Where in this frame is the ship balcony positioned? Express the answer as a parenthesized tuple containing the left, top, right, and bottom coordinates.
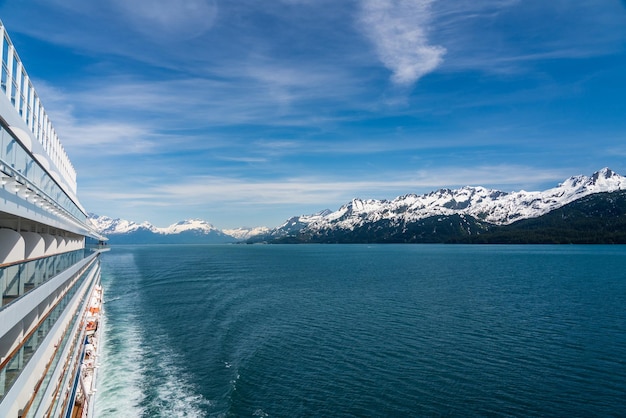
(0, 248, 99, 310)
(0, 258, 99, 409)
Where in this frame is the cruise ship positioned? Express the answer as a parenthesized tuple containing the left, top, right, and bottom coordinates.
(0, 20, 108, 417)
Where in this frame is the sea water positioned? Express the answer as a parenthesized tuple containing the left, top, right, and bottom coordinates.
(94, 244, 626, 417)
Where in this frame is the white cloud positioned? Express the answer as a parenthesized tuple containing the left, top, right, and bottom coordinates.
(358, 0, 446, 86)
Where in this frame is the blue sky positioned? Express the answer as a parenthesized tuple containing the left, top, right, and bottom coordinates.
(1, 0, 626, 229)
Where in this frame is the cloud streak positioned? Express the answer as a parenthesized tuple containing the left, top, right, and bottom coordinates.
(358, 0, 446, 86)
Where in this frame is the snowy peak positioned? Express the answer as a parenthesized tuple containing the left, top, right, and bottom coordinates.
(593, 167, 615, 180)
(589, 167, 624, 189)
(160, 219, 218, 235)
(559, 167, 624, 191)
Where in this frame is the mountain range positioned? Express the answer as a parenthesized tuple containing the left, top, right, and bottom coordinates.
(90, 168, 626, 244)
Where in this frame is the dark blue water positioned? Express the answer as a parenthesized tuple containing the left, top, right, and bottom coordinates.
(94, 245, 626, 417)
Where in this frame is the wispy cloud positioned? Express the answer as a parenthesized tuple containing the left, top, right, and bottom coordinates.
(358, 0, 446, 86)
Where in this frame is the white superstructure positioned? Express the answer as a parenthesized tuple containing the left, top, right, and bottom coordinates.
(0, 20, 108, 418)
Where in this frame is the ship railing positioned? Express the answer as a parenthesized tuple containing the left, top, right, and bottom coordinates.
(0, 248, 97, 310)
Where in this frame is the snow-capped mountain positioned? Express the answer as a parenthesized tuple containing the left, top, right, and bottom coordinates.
(89, 215, 243, 243)
(257, 168, 626, 240)
(90, 216, 221, 235)
(159, 219, 221, 235)
(88, 214, 271, 243)
(89, 214, 158, 235)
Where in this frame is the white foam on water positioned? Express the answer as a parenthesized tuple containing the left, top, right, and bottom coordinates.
(95, 253, 148, 417)
(94, 312, 210, 417)
(94, 312, 146, 417)
(94, 250, 211, 417)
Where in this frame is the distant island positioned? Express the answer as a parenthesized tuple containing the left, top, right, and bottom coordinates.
(91, 168, 626, 245)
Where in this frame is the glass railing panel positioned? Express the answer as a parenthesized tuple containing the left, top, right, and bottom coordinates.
(45, 258, 55, 284)
(13, 144, 26, 175)
(0, 68, 6, 93)
(22, 262, 36, 292)
(0, 249, 90, 310)
(1, 135, 15, 167)
(23, 258, 47, 291)
(1, 38, 8, 70)
(24, 158, 34, 183)
(1, 264, 21, 305)
(10, 80, 16, 105)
